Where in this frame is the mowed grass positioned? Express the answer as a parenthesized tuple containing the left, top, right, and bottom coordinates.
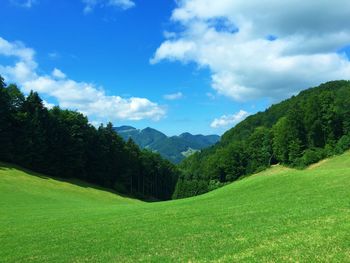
(1, 153, 350, 262)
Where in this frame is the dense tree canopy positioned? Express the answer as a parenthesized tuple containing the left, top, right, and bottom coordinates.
(0, 77, 179, 200)
(2, 78, 350, 201)
(176, 81, 350, 199)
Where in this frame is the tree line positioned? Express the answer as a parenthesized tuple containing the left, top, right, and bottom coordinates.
(0, 76, 179, 200)
(175, 81, 350, 199)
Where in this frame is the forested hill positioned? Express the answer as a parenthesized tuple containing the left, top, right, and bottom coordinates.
(0, 76, 179, 201)
(114, 126, 220, 163)
(176, 80, 350, 199)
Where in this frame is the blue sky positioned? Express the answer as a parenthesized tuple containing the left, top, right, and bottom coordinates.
(1, 0, 350, 136)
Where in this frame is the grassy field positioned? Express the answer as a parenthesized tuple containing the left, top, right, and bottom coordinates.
(1, 153, 350, 262)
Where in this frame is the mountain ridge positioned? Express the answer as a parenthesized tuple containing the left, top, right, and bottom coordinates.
(114, 126, 220, 163)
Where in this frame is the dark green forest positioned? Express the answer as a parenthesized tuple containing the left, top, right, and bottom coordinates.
(175, 81, 350, 199)
(0, 76, 179, 200)
(2, 76, 350, 201)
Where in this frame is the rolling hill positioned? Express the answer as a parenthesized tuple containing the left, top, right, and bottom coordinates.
(178, 80, 350, 198)
(1, 152, 349, 262)
(114, 126, 220, 163)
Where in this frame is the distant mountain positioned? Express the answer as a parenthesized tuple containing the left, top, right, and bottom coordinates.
(114, 126, 220, 163)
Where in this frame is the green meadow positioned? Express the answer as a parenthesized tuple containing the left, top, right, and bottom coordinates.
(1, 152, 350, 262)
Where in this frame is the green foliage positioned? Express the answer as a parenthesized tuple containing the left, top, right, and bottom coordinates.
(0, 76, 179, 200)
(335, 134, 350, 154)
(1, 152, 350, 261)
(207, 179, 225, 192)
(246, 127, 273, 173)
(272, 117, 291, 163)
(0, 79, 13, 161)
(178, 80, 350, 198)
(300, 148, 326, 167)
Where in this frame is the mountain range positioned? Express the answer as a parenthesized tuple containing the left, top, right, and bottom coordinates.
(114, 126, 220, 163)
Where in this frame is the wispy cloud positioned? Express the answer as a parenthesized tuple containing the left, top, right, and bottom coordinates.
(48, 52, 60, 59)
(211, 110, 249, 128)
(163, 92, 183, 100)
(82, 0, 135, 14)
(0, 36, 165, 123)
(10, 0, 37, 8)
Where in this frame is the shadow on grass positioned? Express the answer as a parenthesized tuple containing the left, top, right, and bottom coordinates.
(0, 161, 139, 201)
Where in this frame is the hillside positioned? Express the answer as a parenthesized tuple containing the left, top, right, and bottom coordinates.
(1, 153, 350, 262)
(114, 126, 220, 163)
(0, 81, 179, 201)
(178, 80, 350, 198)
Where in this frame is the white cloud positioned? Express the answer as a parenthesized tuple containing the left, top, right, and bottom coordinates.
(82, 0, 135, 14)
(163, 92, 183, 100)
(109, 0, 134, 9)
(163, 31, 177, 39)
(0, 37, 35, 62)
(0, 36, 165, 122)
(150, 40, 196, 65)
(211, 110, 249, 128)
(153, 0, 350, 101)
(52, 68, 66, 79)
(43, 100, 55, 110)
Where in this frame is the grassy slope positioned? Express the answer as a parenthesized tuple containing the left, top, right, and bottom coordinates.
(1, 153, 350, 262)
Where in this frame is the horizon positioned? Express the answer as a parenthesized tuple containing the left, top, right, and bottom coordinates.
(1, 0, 350, 136)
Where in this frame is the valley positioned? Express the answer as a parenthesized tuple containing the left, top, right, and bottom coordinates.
(1, 153, 349, 261)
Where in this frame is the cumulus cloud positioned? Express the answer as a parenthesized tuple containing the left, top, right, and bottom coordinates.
(153, 0, 350, 101)
(82, 0, 135, 14)
(52, 68, 66, 79)
(210, 110, 249, 128)
(163, 92, 183, 100)
(0, 36, 165, 122)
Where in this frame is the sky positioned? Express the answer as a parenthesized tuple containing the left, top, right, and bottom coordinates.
(1, 0, 350, 136)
